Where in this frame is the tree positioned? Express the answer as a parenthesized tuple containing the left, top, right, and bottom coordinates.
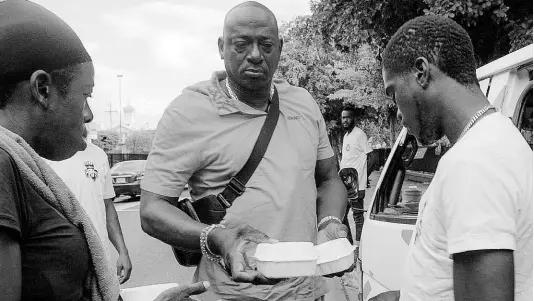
(310, 0, 532, 66)
(92, 130, 120, 153)
(277, 17, 399, 163)
(125, 131, 155, 154)
(326, 44, 401, 147)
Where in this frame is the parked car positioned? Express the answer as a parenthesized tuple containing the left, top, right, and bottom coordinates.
(111, 160, 146, 198)
(359, 44, 533, 300)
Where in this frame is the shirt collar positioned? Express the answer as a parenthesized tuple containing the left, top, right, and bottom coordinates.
(209, 71, 289, 116)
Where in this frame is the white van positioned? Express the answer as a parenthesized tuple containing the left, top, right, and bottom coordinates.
(358, 44, 533, 301)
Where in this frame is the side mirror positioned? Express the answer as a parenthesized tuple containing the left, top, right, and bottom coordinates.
(401, 135, 418, 167)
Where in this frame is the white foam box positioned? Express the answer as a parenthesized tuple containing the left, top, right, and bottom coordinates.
(315, 238, 356, 276)
(254, 239, 356, 278)
(254, 242, 318, 278)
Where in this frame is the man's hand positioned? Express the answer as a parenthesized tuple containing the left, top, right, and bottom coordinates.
(117, 251, 132, 284)
(209, 224, 279, 285)
(316, 222, 354, 277)
(316, 221, 349, 245)
(369, 290, 400, 301)
(154, 281, 215, 301)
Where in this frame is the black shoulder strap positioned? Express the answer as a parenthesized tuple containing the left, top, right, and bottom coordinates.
(216, 87, 280, 208)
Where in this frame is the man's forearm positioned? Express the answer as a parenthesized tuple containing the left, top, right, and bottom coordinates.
(104, 199, 128, 254)
(453, 249, 514, 301)
(140, 190, 206, 250)
(317, 176, 347, 221)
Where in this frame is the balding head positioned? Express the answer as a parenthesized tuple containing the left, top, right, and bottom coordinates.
(223, 1, 278, 38)
(218, 1, 283, 92)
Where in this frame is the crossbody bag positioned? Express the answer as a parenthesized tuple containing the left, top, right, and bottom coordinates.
(172, 87, 280, 266)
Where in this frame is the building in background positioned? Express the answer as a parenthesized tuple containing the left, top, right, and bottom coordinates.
(123, 104, 135, 127)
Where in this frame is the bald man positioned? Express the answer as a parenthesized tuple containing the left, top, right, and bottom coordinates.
(141, 1, 350, 300)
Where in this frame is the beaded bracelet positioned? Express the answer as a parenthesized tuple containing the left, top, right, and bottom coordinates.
(200, 224, 226, 262)
(317, 215, 342, 230)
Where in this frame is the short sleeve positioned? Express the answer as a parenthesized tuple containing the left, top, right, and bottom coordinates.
(0, 149, 23, 238)
(439, 159, 517, 256)
(101, 154, 115, 200)
(314, 103, 334, 161)
(359, 131, 373, 154)
(141, 101, 203, 197)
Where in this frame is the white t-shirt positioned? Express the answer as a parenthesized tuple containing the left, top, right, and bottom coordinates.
(400, 113, 533, 300)
(45, 142, 116, 260)
(340, 127, 373, 190)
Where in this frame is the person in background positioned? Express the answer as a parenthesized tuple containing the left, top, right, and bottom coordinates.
(0, 1, 213, 300)
(371, 15, 532, 301)
(140, 1, 350, 300)
(340, 105, 373, 248)
(45, 124, 133, 285)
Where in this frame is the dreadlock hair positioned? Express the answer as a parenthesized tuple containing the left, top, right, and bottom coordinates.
(0, 64, 80, 109)
(383, 15, 478, 87)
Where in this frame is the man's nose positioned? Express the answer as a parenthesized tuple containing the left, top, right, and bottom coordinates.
(83, 99, 93, 123)
(247, 43, 263, 64)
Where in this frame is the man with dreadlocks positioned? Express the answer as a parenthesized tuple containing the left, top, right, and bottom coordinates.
(370, 16, 532, 301)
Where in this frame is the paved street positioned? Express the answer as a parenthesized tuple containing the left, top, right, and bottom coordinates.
(110, 190, 196, 289)
(110, 171, 382, 299)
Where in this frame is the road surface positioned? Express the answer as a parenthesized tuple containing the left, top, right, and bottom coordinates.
(111, 191, 196, 289)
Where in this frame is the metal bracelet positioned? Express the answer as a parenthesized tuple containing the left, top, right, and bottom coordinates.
(200, 224, 226, 262)
(317, 215, 342, 230)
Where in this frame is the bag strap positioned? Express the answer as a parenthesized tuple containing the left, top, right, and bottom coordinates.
(216, 87, 280, 208)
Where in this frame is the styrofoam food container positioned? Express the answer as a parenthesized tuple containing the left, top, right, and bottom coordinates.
(120, 283, 178, 301)
(254, 242, 318, 278)
(315, 238, 356, 276)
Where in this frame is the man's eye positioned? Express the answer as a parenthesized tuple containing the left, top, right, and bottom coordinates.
(262, 43, 273, 52)
(234, 42, 248, 52)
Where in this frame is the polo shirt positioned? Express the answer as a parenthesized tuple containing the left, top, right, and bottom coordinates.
(142, 71, 334, 301)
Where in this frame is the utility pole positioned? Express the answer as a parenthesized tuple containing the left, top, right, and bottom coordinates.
(105, 103, 117, 130)
(117, 74, 123, 144)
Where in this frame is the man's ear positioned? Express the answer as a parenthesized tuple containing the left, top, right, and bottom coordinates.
(29, 70, 52, 109)
(414, 57, 430, 89)
(279, 37, 284, 52)
(218, 36, 225, 60)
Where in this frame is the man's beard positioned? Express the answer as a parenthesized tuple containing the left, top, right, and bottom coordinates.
(415, 101, 442, 145)
(343, 123, 354, 133)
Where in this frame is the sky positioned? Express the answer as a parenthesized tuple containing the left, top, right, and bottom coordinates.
(33, 0, 312, 130)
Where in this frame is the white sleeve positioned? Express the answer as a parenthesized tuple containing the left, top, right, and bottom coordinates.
(438, 158, 517, 256)
(359, 131, 373, 154)
(100, 152, 116, 200)
(311, 96, 334, 161)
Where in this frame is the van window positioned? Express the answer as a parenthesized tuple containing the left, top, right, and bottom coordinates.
(370, 134, 448, 225)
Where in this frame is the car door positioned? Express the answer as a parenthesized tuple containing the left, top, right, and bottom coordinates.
(359, 128, 448, 300)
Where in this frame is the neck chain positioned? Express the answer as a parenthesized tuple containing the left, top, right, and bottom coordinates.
(225, 79, 275, 108)
(457, 104, 494, 141)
